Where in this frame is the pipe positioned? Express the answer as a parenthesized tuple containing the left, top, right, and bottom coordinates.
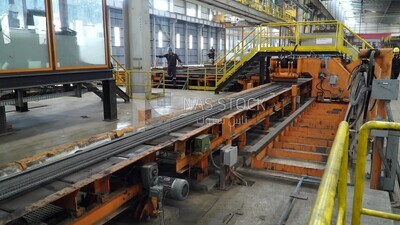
(276, 176, 305, 225)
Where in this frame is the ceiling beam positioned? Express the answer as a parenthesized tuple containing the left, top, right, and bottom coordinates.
(379, 0, 392, 23)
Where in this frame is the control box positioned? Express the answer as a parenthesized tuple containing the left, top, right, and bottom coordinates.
(371, 79, 399, 100)
(221, 145, 238, 166)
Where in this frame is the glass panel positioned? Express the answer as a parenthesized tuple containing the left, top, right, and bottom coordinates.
(0, 0, 50, 71)
(52, 0, 106, 68)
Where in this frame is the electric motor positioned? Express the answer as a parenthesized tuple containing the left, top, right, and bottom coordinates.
(156, 176, 189, 201)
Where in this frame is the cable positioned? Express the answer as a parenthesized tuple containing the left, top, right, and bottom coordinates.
(209, 150, 221, 169)
(385, 100, 394, 122)
(229, 167, 248, 186)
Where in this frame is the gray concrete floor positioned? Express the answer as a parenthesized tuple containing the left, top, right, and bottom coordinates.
(0, 89, 228, 165)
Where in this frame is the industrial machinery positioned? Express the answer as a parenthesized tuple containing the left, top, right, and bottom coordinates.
(1, 15, 398, 225)
(141, 162, 189, 201)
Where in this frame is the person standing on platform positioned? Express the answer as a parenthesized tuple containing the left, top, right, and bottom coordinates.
(156, 47, 182, 87)
(207, 46, 216, 65)
(392, 47, 400, 80)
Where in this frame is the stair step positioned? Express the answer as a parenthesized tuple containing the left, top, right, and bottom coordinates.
(262, 157, 325, 177)
(295, 122, 339, 130)
(269, 148, 328, 163)
(280, 136, 333, 147)
(300, 114, 344, 120)
(286, 130, 335, 140)
(312, 103, 348, 109)
(299, 118, 343, 125)
(289, 127, 337, 136)
(273, 142, 330, 153)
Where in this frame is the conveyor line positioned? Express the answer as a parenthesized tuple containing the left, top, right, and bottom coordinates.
(0, 82, 296, 202)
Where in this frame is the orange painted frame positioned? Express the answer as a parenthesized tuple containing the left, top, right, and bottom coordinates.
(51, 0, 110, 71)
(0, 0, 54, 75)
(0, 0, 110, 75)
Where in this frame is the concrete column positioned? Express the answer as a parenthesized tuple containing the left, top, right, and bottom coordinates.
(198, 24, 203, 64)
(171, 19, 176, 51)
(217, 28, 222, 55)
(152, 16, 157, 67)
(184, 22, 188, 64)
(124, 0, 151, 94)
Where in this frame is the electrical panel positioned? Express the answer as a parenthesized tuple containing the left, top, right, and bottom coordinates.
(371, 79, 399, 100)
(329, 75, 338, 85)
(221, 145, 238, 167)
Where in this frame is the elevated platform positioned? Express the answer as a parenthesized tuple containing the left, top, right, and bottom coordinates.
(150, 21, 373, 93)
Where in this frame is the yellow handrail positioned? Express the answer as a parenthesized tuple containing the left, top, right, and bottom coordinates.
(308, 121, 349, 225)
(308, 121, 400, 225)
(351, 121, 400, 225)
(185, 21, 373, 91)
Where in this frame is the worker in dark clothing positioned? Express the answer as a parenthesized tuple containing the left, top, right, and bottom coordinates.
(392, 47, 400, 80)
(207, 46, 216, 65)
(157, 47, 182, 87)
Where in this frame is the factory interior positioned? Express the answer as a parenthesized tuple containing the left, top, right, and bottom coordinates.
(1, 0, 400, 224)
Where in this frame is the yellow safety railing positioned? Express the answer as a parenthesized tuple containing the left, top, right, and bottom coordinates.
(185, 67, 221, 91)
(110, 55, 129, 86)
(216, 26, 264, 87)
(308, 121, 349, 225)
(308, 121, 400, 225)
(214, 20, 373, 91)
(126, 70, 166, 99)
(351, 121, 400, 225)
(110, 56, 165, 99)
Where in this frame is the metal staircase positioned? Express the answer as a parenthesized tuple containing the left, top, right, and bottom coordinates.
(211, 20, 373, 93)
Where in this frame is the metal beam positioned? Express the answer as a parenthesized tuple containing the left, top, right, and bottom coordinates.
(0, 70, 113, 91)
(193, 0, 284, 23)
(379, 0, 392, 24)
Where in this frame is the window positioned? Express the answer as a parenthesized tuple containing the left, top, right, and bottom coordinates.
(176, 33, 180, 49)
(0, 0, 50, 71)
(158, 30, 163, 48)
(197, 5, 201, 19)
(189, 35, 193, 49)
(201, 36, 204, 49)
(52, 0, 106, 68)
(210, 38, 214, 49)
(114, 27, 121, 47)
(186, 3, 196, 17)
(169, 0, 174, 12)
(220, 38, 223, 50)
(154, 0, 169, 11)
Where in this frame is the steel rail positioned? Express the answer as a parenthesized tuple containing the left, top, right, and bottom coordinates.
(0, 83, 291, 201)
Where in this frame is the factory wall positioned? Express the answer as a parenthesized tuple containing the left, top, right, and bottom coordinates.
(107, 3, 225, 67)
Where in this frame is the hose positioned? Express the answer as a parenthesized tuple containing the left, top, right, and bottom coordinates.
(385, 100, 394, 122)
(209, 150, 221, 169)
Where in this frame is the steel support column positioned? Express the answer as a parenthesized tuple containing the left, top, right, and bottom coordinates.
(102, 79, 118, 121)
(259, 56, 266, 85)
(15, 89, 28, 112)
(0, 106, 6, 134)
(266, 57, 271, 83)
